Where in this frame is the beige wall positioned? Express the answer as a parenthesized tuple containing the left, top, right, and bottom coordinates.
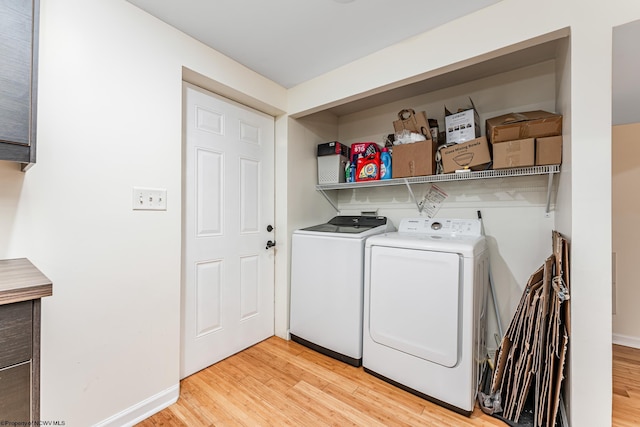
(612, 123, 640, 345)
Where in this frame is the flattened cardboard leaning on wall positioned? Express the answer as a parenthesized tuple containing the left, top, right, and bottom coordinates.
(489, 231, 570, 427)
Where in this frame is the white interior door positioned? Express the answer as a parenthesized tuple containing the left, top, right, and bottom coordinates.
(182, 82, 275, 379)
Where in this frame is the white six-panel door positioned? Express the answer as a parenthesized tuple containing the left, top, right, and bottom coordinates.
(182, 83, 275, 379)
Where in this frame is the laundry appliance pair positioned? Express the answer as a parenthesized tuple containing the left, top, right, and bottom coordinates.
(290, 215, 489, 415)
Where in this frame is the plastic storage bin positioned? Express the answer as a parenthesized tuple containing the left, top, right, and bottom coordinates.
(317, 142, 350, 184)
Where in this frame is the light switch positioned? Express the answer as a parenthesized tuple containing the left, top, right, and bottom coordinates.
(132, 187, 167, 211)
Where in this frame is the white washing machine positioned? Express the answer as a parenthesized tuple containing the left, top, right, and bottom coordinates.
(290, 215, 394, 367)
(363, 217, 489, 415)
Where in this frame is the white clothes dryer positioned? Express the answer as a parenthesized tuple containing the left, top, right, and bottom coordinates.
(363, 217, 489, 415)
(290, 215, 394, 367)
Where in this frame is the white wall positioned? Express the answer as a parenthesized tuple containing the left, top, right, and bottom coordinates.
(0, 0, 286, 425)
(612, 123, 640, 347)
(286, 1, 640, 426)
(276, 113, 339, 338)
(287, 112, 339, 232)
(2, 0, 640, 425)
(0, 161, 24, 254)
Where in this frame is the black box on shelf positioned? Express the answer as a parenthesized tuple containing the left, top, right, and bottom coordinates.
(317, 141, 350, 158)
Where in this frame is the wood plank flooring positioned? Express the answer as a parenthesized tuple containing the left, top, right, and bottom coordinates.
(613, 344, 640, 426)
(137, 338, 640, 426)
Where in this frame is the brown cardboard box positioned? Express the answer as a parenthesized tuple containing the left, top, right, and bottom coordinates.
(536, 135, 562, 165)
(486, 111, 562, 143)
(492, 138, 535, 169)
(392, 109, 432, 139)
(391, 140, 437, 178)
(440, 136, 491, 173)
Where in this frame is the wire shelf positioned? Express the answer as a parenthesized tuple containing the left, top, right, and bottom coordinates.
(315, 165, 560, 191)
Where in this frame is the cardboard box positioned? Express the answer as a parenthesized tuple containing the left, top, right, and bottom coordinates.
(536, 135, 562, 166)
(391, 140, 437, 178)
(440, 136, 491, 173)
(445, 99, 481, 144)
(492, 138, 535, 169)
(486, 110, 562, 143)
(392, 109, 432, 139)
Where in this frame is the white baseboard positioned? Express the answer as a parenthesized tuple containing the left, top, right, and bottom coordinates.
(93, 383, 179, 427)
(613, 333, 640, 349)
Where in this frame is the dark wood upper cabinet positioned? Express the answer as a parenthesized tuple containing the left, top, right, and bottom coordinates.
(0, 0, 39, 169)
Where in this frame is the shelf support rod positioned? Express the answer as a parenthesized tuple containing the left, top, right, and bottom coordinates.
(545, 169, 554, 214)
(317, 187, 340, 213)
(404, 179, 424, 213)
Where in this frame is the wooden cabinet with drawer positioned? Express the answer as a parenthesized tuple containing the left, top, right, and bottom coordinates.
(0, 0, 40, 169)
(0, 259, 52, 423)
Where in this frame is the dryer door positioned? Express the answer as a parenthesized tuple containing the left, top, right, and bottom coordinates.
(368, 246, 461, 367)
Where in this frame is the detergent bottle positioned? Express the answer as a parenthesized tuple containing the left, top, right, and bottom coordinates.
(349, 156, 357, 182)
(380, 147, 392, 180)
(345, 159, 351, 182)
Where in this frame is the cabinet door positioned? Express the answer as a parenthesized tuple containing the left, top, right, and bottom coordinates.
(0, 0, 33, 145)
(0, 300, 32, 368)
(0, 0, 38, 166)
(0, 361, 31, 422)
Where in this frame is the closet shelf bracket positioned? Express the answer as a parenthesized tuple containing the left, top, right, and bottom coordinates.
(545, 169, 555, 216)
(317, 187, 339, 213)
(404, 179, 425, 214)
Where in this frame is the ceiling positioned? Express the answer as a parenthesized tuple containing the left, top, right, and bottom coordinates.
(127, 0, 640, 125)
(127, 0, 501, 88)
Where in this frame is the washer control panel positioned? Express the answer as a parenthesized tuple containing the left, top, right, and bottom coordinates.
(398, 218, 482, 236)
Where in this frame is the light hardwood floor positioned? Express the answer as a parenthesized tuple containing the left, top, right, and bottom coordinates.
(137, 338, 638, 426)
(612, 344, 640, 427)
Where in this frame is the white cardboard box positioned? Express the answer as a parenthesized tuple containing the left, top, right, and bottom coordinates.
(445, 107, 480, 144)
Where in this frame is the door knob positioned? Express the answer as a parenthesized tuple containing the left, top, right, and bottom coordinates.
(267, 225, 274, 232)
(266, 240, 276, 250)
